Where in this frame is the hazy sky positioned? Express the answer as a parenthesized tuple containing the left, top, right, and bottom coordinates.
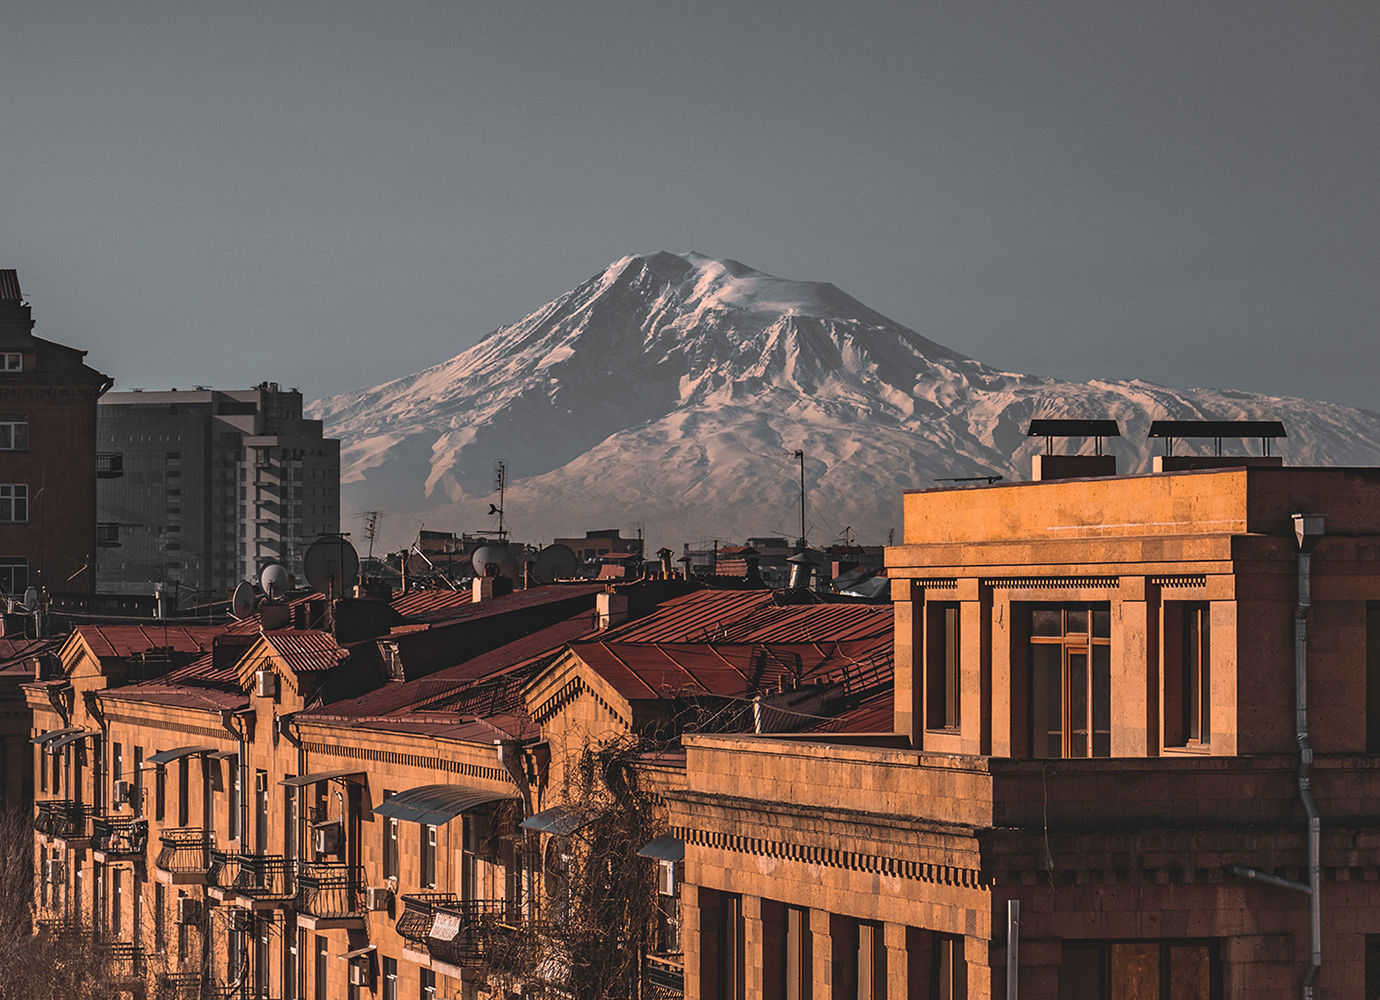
(3, 1, 1377, 411)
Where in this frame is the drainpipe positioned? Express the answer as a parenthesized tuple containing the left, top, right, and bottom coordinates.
(1227, 513, 1324, 999)
(1292, 513, 1325, 998)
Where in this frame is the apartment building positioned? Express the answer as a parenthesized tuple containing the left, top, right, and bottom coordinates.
(97, 384, 341, 600)
(0, 269, 112, 597)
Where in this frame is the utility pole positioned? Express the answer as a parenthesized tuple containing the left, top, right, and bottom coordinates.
(793, 450, 806, 551)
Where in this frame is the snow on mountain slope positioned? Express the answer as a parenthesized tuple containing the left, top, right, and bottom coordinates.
(308, 252, 1380, 546)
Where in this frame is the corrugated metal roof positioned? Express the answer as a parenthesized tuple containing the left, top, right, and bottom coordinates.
(75, 624, 225, 660)
(373, 784, 518, 825)
(599, 590, 777, 641)
(0, 270, 20, 302)
(390, 589, 473, 618)
(262, 630, 347, 673)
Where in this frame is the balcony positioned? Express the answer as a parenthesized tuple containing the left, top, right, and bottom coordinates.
(105, 942, 147, 984)
(207, 851, 293, 909)
(397, 892, 459, 962)
(153, 972, 203, 1000)
(96, 452, 124, 478)
(645, 954, 685, 999)
(293, 861, 365, 930)
(426, 898, 521, 972)
(91, 817, 149, 863)
(34, 800, 95, 845)
(155, 828, 213, 885)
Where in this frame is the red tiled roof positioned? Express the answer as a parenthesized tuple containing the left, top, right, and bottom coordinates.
(75, 625, 226, 660)
(261, 630, 347, 673)
(100, 684, 248, 712)
(568, 639, 889, 702)
(0, 636, 61, 675)
(390, 589, 473, 619)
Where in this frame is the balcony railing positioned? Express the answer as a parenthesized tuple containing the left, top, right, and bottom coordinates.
(294, 861, 364, 920)
(156, 829, 213, 878)
(152, 972, 203, 1000)
(396, 892, 461, 946)
(91, 817, 149, 859)
(104, 942, 147, 982)
(427, 899, 521, 969)
(34, 800, 95, 841)
(645, 954, 685, 999)
(209, 851, 293, 901)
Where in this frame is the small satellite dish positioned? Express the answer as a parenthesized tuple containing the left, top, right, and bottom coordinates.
(22, 586, 38, 612)
(531, 544, 579, 584)
(303, 535, 360, 597)
(231, 582, 256, 619)
(471, 544, 519, 580)
(260, 563, 290, 601)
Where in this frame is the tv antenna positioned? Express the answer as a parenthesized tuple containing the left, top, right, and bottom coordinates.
(792, 450, 807, 549)
(488, 460, 508, 540)
(354, 510, 386, 561)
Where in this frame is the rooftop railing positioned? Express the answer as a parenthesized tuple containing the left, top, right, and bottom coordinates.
(34, 800, 95, 841)
(91, 817, 149, 859)
(294, 861, 364, 920)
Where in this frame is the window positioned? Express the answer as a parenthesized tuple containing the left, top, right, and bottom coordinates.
(926, 602, 961, 729)
(177, 891, 189, 960)
(112, 869, 122, 937)
(315, 936, 329, 1000)
(421, 825, 437, 888)
(858, 922, 885, 1000)
(228, 756, 240, 841)
(382, 957, 398, 1000)
(718, 893, 745, 1000)
(932, 933, 967, 1000)
(112, 743, 122, 785)
(0, 415, 26, 451)
(154, 883, 165, 952)
(1182, 604, 1210, 745)
(1028, 604, 1112, 758)
(1060, 940, 1217, 1000)
(155, 761, 166, 820)
(0, 558, 27, 596)
(382, 791, 399, 879)
(178, 757, 189, 826)
(284, 921, 298, 1000)
(257, 919, 271, 994)
(1, 353, 21, 372)
(0, 485, 27, 522)
(1369, 605, 1380, 753)
(132, 747, 143, 818)
(421, 969, 436, 1000)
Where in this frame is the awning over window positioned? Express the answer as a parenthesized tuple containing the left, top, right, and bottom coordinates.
(338, 945, 376, 961)
(372, 784, 518, 826)
(636, 833, 685, 862)
(30, 727, 81, 746)
(207, 750, 238, 760)
(280, 770, 365, 788)
(47, 730, 98, 752)
(519, 804, 597, 837)
(147, 746, 218, 765)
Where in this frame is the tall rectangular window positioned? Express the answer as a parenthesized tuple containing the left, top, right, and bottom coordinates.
(1367, 605, 1380, 752)
(857, 922, 884, 1000)
(1028, 604, 1112, 758)
(382, 957, 398, 1000)
(0, 415, 28, 451)
(177, 758, 189, 826)
(1, 353, 21, 371)
(1059, 940, 1217, 1000)
(1183, 603, 1211, 745)
(719, 893, 745, 1000)
(112, 743, 122, 785)
(926, 603, 961, 729)
(421, 825, 437, 888)
(154, 883, 165, 952)
(255, 770, 268, 853)
(0, 558, 28, 597)
(155, 761, 165, 821)
(111, 869, 122, 937)
(228, 755, 240, 841)
(0, 485, 28, 522)
(284, 920, 297, 1000)
(132, 748, 143, 817)
(421, 969, 436, 999)
(933, 934, 967, 1000)
(315, 936, 329, 1000)
(382, 791, 399, 879)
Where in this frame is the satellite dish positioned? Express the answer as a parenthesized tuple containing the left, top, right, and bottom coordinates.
(231, 582, 256, 619)
(22, 586, 38, 612)
(260, 563, 290, 601)
(531, 544, 579, 584)
(470, 544, 519, 580)
(303, 535, 360, 596)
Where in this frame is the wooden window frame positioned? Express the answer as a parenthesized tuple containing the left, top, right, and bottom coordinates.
(1028, 603, 1112, 758)
(926, 603, 961, 731)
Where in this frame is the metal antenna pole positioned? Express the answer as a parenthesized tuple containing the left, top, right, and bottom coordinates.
(793, 450, 806, 549)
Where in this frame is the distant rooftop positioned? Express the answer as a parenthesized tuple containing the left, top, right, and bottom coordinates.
(0, 270, 20, 302)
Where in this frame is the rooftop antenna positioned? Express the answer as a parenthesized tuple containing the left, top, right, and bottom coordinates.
(355, 510, 386, 562)
(631, 520, 645, 562)
(488, 460, 508, 541)
(792, 450, 806, 551)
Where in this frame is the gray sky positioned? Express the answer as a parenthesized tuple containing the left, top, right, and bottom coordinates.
(3, 1, 1377, 410)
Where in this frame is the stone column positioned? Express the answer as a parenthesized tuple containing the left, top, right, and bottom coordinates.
(684, 884, 721, 1000)
(810, 909, 856, 997)
(745, 896, 786, 1000)
(893, 579, 923, 745)
(885, 923, 930, 999)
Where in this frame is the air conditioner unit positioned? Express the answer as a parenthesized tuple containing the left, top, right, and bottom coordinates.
(365, 886, 391, 911)
(313, 821, 342, 856)
(254, 670, 276, 698)
(175, 897, 201, 924)
(113, 779, 133, 805)
(349, 963, 373, 988)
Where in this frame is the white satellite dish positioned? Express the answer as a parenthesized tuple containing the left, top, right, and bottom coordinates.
(231, 582, 256, 619)
(22, 586, 38, 612)
(531, 544, 579, 584)
(471, 544, 519, 580)
(260, 563, 290, 601)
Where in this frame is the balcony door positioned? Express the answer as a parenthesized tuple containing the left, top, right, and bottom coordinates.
(1029, 604, 1111, 758)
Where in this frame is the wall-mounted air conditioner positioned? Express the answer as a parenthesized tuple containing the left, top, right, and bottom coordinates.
(113, 779, 133, 805)
(658, 859, 677, 897)
(313, 821, 342, 856)
(365, 886, 391, 911)
(175, 897, 200, 924)
(349, 963, 373, 988)
(254, 670, 276, 698)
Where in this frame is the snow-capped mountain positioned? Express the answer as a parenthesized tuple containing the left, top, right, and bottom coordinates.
(308, 251, 1380, 548)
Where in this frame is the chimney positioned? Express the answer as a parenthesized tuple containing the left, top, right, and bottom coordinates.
(472, 573, 514, 603)
(596, 591, 628, 630)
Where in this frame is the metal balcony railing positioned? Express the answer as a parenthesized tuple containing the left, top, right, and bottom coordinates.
(214, 983, 278, 1000)
(34, 800, 95, 840)
(645, 954, 686, 999)
(152, 972, 204, 1000)
(91, 817, 149, 858)
(156, 829, 212, 876)
(104, 942, 147, 982)
(396, 892, 460, 946)
(426, 899, 521, 969)
(209, 851, 293, 901)
(293, 861, 364, 919)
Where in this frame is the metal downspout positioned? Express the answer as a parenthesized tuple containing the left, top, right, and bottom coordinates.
(1293, 513, 1325, 998)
